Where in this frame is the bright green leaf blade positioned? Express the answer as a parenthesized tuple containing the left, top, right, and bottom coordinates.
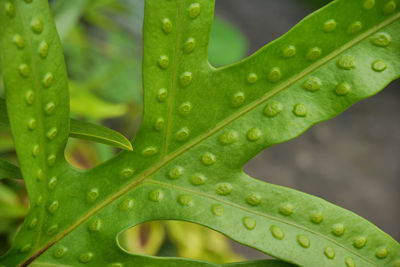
(0, 158, 22, 180)
(70, 118, 133, 151)
(1, 0, 400, 267)
(0, 0, 71, 263)
(0, 97, 132, 151)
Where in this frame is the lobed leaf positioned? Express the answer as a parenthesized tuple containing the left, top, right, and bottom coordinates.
(0, 0, 399, 267)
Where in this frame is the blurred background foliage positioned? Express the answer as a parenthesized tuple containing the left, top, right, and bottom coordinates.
(0, 0, 345, 263)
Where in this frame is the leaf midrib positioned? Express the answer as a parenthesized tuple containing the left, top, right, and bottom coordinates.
(162, 0, 183, 156)
(24, 11, 400, 266)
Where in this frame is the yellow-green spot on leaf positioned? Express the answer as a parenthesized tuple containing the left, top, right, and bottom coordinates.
(247, 73, 258, 83)
(264, 101, 282, 117)
(372, 60, 387, 72)
(38, 41, 49, 59)
(246, 193, 261, 206)
(178, 102, 192, 116)
(306, 47, 322, 61)
(337, 55, 356, 70)
(188, 3, 201, 19)
(47, 224, 58, 235)
(19, 243, 32, 253)
(154, 117, 165, 131)
(375, 247, 388, 259)
(5, 2, 15, 17)
(87, 188, 99, 203)
(19, 64, 29, 77)
(270, 225, 284, 240)
(28, 218, 38, 230)
(32, 144, 40, 157)
(268, 67, 282, 83)
(383, 1, 397, 14)
(371, 32, 391, 47)
(232, 92, 245, 108)
(363, 0, 375, 10)
(347, 21, 362, 34)
(162, 18, 172, 34)
(157, 88, 167, 102)
(201, 152, 216, 166)
(246, 128, 262, 141)
(190, 173, 206, 185)
(47, 154, 56, 166)
(180, 72, 192, 87)
(293, 103, 307, 117)
(178, 195, 193, 207)
(215, 183, 232, 195)
(28, 118, 37, 130)
(282, 45, 296, 58)
(47, 127, 58, 140)
(219, 130, 238, 144)
(310, 212, 323, 224)
(25, 90, 35, 105)
(242, 217, 256, 230)
(42, 73, 54, 88)
(158, 55, 169, 69)
(31, 18, 43, 34)
(44, 102, 55, 115)
(323, 19, 337, 32)
(302, 77, 322, 91)
(119, 199, 133, 211)
(120, 168, 134, 179)
(141, 146, 158, 156)
(353, 236, 367, 248)
(48, 201, 59, 214)
(324, 246, 335, 259)
(48, 176, 57, 191)
(183, 38, 196, 54)
(13, 35, 24, 49)
(149, 189, 163, 202)
(335, 82, 351, 96)
(345, 257, 355, 267)
(88, 218, 102, 232)
(53, 246, 68, 259)
(176, 127, 190, 141)
(331, 223, 345, 236)
(168, 166, 184, 179)
(297, 234, 310, 248)
(211, 204, 224, 216)
(279, 202, 293, 216)
(79, 252, 94, 263)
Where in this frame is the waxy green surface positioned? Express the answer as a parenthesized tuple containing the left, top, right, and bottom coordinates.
(0, 0, 399, 266)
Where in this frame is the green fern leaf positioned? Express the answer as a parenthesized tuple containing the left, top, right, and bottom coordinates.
(0, 0, 399, 266)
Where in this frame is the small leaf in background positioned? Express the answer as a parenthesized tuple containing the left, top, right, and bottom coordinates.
(209, 16, 248, 67)
(0, 159, 21, 180)
(70, 119, 133, 151)
(69, 82, 128, 119)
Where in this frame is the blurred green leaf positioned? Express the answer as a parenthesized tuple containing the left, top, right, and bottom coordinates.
(0, 159, 21, 180)
(0, 184, 27, 219)
(51, 0, 90, 40)
(209, 16, 248, 67)
(69, 82, 128, 118)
